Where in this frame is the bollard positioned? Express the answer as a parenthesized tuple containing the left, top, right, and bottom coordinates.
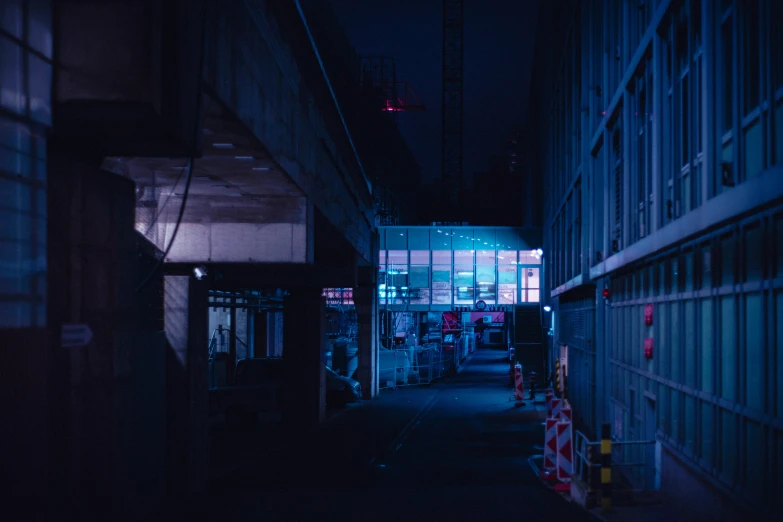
(513, 364, 525, 402)
(600, 423, 612, 512)
(528, 371, 537, 400)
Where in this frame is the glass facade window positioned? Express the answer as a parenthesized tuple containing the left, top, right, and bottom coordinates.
(409, 250, 430, 305)
(498, 264, 517, 304)
(519, 250, 542, 265)
(476, 250, 495, 264)
(409, 250, 429, 265)
(431, 250, 451, 304)
(387, 250, 407, 268)
(453, 250, 474, 304)
(432, 250, 451, 265)
(498, 250, 517, 264)
(378, 228, 541, 307)
(521, 267, 540, 303)
(431, 228, 451, 249)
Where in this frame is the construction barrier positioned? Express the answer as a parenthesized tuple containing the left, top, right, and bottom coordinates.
(560, 405, 572, 422)
(544, 418, 558, 471)
(600, 423, 612, 512)
(556, 421, 573, 483)
(514, 364, 524, 401)
(551, 397, 562, 420)
(555, 358, 561, 395)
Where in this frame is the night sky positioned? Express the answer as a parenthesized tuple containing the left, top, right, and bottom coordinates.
(329, 0, 540, 186)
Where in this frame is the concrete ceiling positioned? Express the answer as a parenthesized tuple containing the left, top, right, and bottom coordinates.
(102, 104, 313, 263)
(103, 105, 309, 228)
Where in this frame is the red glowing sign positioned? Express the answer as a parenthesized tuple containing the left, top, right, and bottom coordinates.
(644, 338, 654, 359)
(644, 304, 653, 326)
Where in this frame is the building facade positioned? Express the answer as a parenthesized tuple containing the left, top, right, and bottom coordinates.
(377, 226, 542, 310)
(1, 0, 51, 334)
(528, 0, 783, 517)
(1, 0, 52, 508)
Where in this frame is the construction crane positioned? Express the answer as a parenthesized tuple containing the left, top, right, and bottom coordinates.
(442, 0, 464, 222)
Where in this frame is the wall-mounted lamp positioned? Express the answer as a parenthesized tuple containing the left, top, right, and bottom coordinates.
(543, 306, 552, 312)
(194, 265, 208, 280)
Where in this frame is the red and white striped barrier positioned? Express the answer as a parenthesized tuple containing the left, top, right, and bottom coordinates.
(514, 364, 524, 401)
(551, 397, 562, 420)
(560, 406, 572, 422)
(544, 418, 558, 471)
(556, 421, 573, 482)
(545, 388, 554, 416)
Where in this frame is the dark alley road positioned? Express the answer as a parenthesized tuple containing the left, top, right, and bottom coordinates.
(170, 350, 598, 522)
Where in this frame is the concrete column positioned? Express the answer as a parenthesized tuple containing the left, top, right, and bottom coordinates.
(42, 158, 166, 518)
(356, 233, 379, 399)
(228, 297, 237, 380)
(282, 288, 326, 432)
(164, 275, 209, 498)
(354, 283, 378, 399)
(246, 309, 255, 358)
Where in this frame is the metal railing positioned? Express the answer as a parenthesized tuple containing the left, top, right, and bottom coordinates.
(378, 343, 454, 389)
(207, 327, 250, 389)
(611, 436, 661, 491)
(574, 430, 599, 484)
(574, 430, 661, 494)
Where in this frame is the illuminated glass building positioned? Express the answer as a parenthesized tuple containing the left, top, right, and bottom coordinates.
(528, 0, 783, 517)
(377, 226, 542, 309)
(365, 226, 546, 373)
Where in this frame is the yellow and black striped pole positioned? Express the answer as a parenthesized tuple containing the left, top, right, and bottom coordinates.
(555, 358, 561, 397)
(600, 423, 612, 512)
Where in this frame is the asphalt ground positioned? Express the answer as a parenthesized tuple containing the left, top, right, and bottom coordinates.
(167, 349, 600, 522)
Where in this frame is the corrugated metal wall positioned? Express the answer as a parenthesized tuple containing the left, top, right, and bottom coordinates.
(557, 293, 596, 436)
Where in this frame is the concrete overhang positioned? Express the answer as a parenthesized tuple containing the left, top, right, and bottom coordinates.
(103, 108, 312, 264)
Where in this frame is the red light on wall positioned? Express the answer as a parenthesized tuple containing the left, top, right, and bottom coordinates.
(644, 338, 654, 359)
(644, 304, 653, 326)
(602, 288, 610, 299)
